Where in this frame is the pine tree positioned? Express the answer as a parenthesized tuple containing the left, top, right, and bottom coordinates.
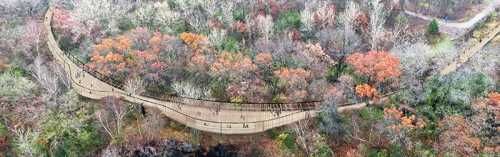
(427, 19, 439, 35)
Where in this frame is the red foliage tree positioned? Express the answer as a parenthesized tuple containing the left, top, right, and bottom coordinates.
(346, 51, 401, 82)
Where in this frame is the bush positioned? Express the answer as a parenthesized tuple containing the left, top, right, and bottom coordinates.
(0, 72, 37, 99)
(276, 132, 296, 151)
(0, 123, 7, 137)
(420, 73, 493, 119)
(366, 144, 404, 157)
(416, 72, 493, 139)
(317, 104, 346, 138)
(312, 140, 333, 157)
(222, 37, 239, 52)
(232, 8, 246, 21)
(210, 78, 229, 101)
(275, 11, 301, 31)
(325, 63, 348, 83)
(118, 17, 135, 32)
(32, 111, 104, 157)
(359, 107, 384, 121)
(426, 20, 439, 36)
(8, 66, 29, 77)
(58, 36, 80, 52)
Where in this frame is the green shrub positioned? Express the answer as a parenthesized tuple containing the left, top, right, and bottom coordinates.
(232, 8, 246, 21)
(267, 129, 280, 139)
(326, 63, 348, 83)
(312, 140, 333, 157)
(210, 78, 229, 101)
(366, 144, 404, 157)
(426, 20, 439, 36)
(222, 37, 239, 52)
(276, 132, 296, 151)
(275, 11, 301, 31)
(171, 20, 189, 35)
(118, 17, 136, 32)
(416, 73, 493, 139)
(413, 142, 437, 157)
(32, 111, 104, 157)
(0, 123, 7, 137)
(359, 107, 384, 121)
(420, 73, 493, 119)
(8, 66, 29, 77)
(0, 72, 37, 99)
(426, 20, 441, 44)
(58, 36, 80, 52)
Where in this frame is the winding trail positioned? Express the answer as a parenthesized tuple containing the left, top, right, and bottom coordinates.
(404, 1, 499, 39)
(438, 26, 500, 76)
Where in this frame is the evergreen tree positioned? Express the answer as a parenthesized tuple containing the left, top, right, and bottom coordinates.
(427, 19, 440, 35)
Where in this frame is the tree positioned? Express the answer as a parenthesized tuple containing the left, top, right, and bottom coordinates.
(26, 110, 104, 157)
(488, 92, 500, 106)
(179, 32, 207, 50)
(355, 84, 377, 99)
(31, 56, 60, 104)
(437, 116, 481, 156)
(254, 14, 274, 41)
(426, 19, 439, 36)
(273, 68, 312, 102)
(96, 96, 134, 144)
(124, 77, 145, 96)
(290, 118, 312, 155)
(0, 70, 37, 100)
(346, 51, 401, 83)
(369, 0, 387, 50)
(318, 103, 346, 143)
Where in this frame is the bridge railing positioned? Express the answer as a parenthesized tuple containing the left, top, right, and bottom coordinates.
(49, 21, 325, 112)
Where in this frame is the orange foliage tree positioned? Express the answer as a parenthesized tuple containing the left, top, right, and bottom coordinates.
(210, 51, 257, 78)
(88, 28, 172, 82)
(355, 84, 377, 99)
(179, 32, 207, 50)
(384, 107, 426, 133)
(487, 92, 500, 106)
(346, 51, 401, 82)
(273, 68, 312, 102)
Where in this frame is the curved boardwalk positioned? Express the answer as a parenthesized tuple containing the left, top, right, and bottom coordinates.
(45, 8, 375, 134)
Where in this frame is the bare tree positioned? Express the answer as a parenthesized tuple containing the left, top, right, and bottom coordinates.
(340, 1, 362, 54)
(369, 0, 387, 50)
(96, 96, 133, 143)
(291, 117, 312, 155)
(9, 127, 36, 157)
(137, 110, 164, 142)
(22, 20, 43, 57)
(31, 56, 59, 103)
(51, 63, 71, 90)
(254, 14, 274, 41)
(124, 77, 145, 95)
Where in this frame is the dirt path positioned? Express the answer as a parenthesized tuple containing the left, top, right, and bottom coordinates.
(405, 1, 499, 38)
(438, 25, 500, 76)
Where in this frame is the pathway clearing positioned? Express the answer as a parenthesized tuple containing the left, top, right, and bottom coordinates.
(438, 25, 500, 76)
(405, 1, 499, 39)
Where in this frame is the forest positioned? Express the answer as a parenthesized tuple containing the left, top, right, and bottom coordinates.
(0, 0, 499, 156)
